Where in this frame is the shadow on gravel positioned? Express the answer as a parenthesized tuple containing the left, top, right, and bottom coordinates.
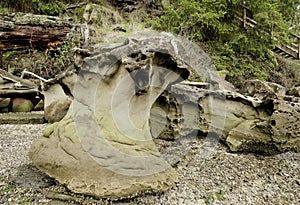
(11, 163, 56, 189)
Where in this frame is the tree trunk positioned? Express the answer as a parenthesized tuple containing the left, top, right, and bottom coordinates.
(0, 12, 72, 51)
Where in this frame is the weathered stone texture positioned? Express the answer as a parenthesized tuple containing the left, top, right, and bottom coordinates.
(288, 86, 300, 97)
(239, 79, 286, 101)
(29, 31, 221, 199)
(152, 82, 299, 154)
(29, 31, 299, 200)
(42, 84, 72, 123)
(11, 97, 34, 112)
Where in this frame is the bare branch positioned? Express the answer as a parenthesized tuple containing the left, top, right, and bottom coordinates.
(81, 22, 90, 48)
(0, 68, 38, 89)
(67, 2, 88, 10)
(22, 69, 51, 83)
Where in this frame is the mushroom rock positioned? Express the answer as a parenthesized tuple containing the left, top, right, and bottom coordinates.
(29, 31, 223, 199)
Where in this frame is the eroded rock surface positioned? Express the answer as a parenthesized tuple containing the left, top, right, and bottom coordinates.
(29, 31, 299, 200)
(239, 79, 286, 101)
(288, 85, 300, 97)
(29, 31, 222, 199)
(151, 81, 300, 154)
(42, 84, 72, 123)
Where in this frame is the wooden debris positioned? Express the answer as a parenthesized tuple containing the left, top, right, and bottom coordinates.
(0, 68, 38, 89)
(0, 12, 73, 51)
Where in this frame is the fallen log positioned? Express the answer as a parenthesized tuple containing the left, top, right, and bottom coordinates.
(0, 12, 73, 51)
(0, 68, 38, 89)
(0, 89, 39, 98)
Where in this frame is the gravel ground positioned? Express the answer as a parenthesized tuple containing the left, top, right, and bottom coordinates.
(0, 124, 299, 205)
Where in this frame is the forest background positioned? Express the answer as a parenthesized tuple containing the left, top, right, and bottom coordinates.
(0, 0, 299, 88)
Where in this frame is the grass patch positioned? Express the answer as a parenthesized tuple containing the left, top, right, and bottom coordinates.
(215, 190, 226, 201)
(18, 198, 34, 204)
(205, 194, 215, 205)
(205, 190, 226, 204)
(0, 184, 15, 192)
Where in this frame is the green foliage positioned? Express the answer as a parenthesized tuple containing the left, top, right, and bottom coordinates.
(32, 0, 66, 16)
(150, 0, 299, 87)
(18, 198, 34, 204)
(249, 1, 289, 47)
(0, 184, 15, 192)
(205, 194, 215, 205)
(0, 0, 82, 15)
(0, 0, 33, 13)
(4, 29, 82, 79)
(205, 190, 226, 204)
(151, 0, 235, 41)
(277, 0, 300, 26)
(215, 189, 226, 201)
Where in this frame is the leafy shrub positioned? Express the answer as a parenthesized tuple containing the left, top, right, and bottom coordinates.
(32, 0, 66, 16)
(3, 28, 82, 79)
(0, 0, 80, 15)
(151, 0, 235, 41)
(149, 0, 298, 87)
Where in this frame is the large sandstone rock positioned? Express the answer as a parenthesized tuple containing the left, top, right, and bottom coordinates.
(0, 98, 10, 112)
(239, 79, 286, 101)
(29, 31, 223, 199)
(225, 98, 300, 153)
(269, 99, 300, 151)
(152, 82, 300, 154)
(224, 80, 299, 153)
(43, 84, 72, 123)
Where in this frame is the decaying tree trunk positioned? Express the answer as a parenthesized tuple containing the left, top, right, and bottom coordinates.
(0, 12, 73, 51)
